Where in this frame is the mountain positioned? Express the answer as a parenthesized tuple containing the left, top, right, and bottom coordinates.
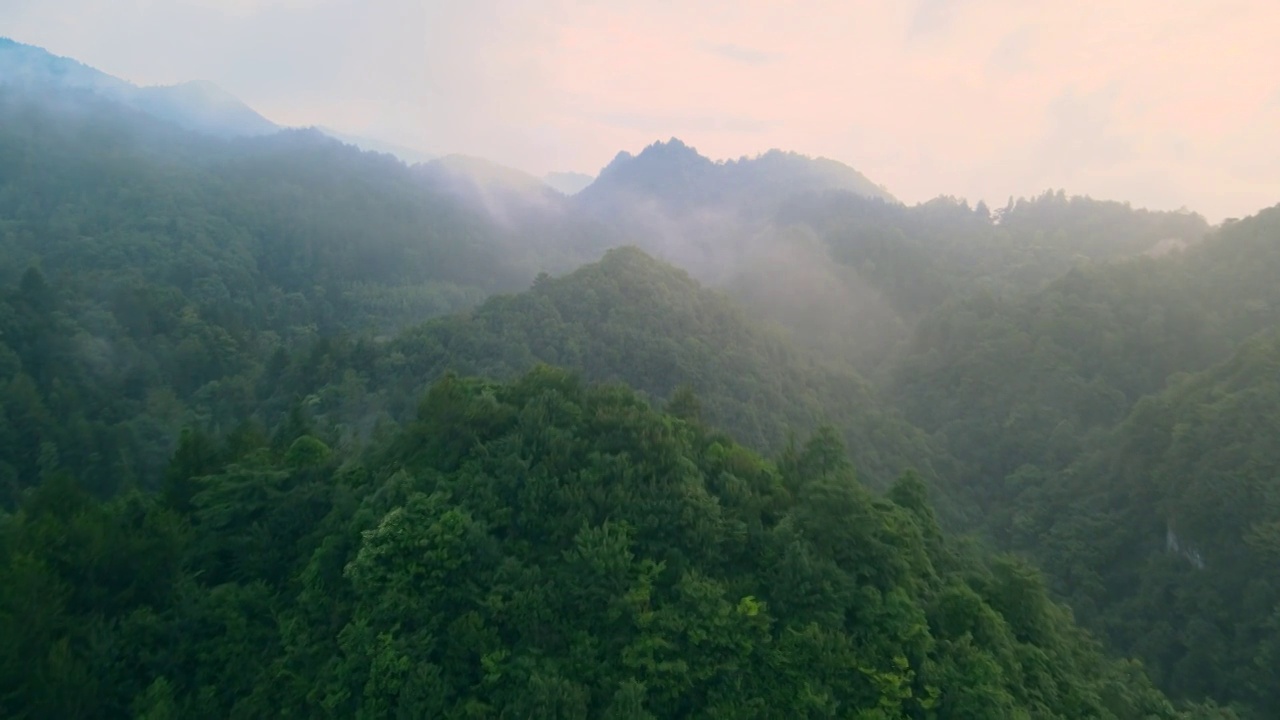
(563, 138, 899, 294)
(1006, 331, 1280, 715)
(0, 80, 573, 498)
(0, 36, 130, 94)
(0, 36, 277, 137)
(645, 183, 1210, 376)
(890, 202, 1270, 493)
(578, 138, 894, 212)
(130, 79, 278, 137)
(265, 247, 972, 526)
(0, 84, 530, 328)
(0, 366, 1212, 717)
(543, 170, 594, 195)
(872, 204, 1280, 716)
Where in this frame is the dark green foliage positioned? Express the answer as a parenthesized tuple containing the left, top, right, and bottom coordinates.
(892, 204, 1279, 503)
(0, 369, 1198, 718)
(880, 204, 1280, 717)
(0, 82, 587, 498)
(725, 189, 1210, 373)
(1006, 332, 1280, 716)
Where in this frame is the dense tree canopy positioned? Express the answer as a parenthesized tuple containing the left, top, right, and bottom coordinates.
(1003, 331, 1280, 715)
(0, 369, 1219, 718)
(301, 247, 963, 503)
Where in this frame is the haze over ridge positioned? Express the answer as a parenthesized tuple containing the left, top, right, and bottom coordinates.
(3, 1, 1278, 220)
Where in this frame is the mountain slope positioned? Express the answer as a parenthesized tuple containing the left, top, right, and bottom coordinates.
(132, 79, 277, 137)
(268, 247, 971, 523)
(0, 367, 1219, 717)
(0, 82, 571, 498)
(889, 204, 1271, 496)
(0, 37, 277, 137)
(874, 205, 1280, 715)
(563, 139, 899, 295)
(1006, 331, 1280, 717)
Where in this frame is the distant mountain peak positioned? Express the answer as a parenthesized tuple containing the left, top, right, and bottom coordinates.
(636, 136, 708, 161)
(643, 136, 696, 153)
(581, 138, 894, 210)
(0, 37, 277, 138)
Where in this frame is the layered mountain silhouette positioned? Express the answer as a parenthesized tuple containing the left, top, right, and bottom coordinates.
(578, 137, 894, 214)
(0, 37, 278, 137)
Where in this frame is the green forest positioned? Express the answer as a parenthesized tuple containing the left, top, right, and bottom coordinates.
(3, 40, 1280, 719)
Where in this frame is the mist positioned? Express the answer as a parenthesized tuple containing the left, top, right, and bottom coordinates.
(5, 1, 1279, 221)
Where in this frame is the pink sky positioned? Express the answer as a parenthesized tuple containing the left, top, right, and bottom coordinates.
(5, 0, 1278, 220)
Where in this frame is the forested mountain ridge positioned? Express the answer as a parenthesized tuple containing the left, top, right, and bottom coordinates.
(1004, 330, 1280, 715)
(890, 203, 1278, 500)
(880, 204, 1280, 717)
(578, 138, 894, 213)
(0, 82, 576, 501)
(0, 368, 1231, 718)
(0, 84, 534, 322)
(0, 79, 954, 509)
(267, 247, 966, 514)
(567, 138, 899, 290)
(0, 37, 278, 137)
(752, 190, 1211, 373)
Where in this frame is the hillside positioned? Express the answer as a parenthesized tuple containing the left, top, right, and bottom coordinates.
(750, 191, 1211, 373)
(568, 139, 896, 288)
(1004, 331, 1280, 716)
(889, 204, 1273, 496)
(874, 205, 1280, 716)
(0, 37, 277, 137)
(265, 247, 967, 516)
(0, 82, 566, 499)
(0, 368, 1218, 718)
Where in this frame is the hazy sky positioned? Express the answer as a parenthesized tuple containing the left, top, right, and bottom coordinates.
(5, 0, 1278, 220)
